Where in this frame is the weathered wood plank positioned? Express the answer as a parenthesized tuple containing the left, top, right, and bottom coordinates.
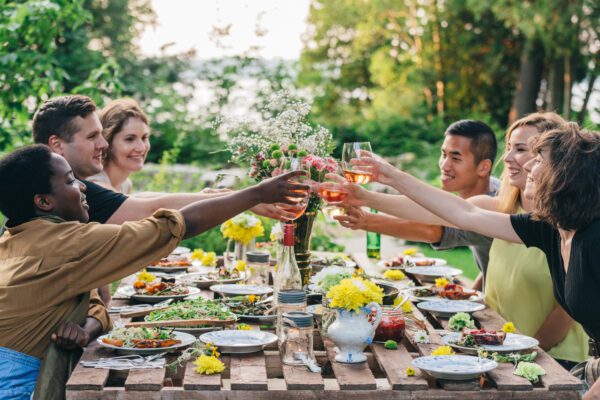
(535, 350, 583, 391)
(323, 338, 377, 390)
(65, 341, 109, 390)
(229, 352, 268, 390)
(282, 364, 325, 390)
(182, 360, 222, 390)
(124, 368, 165, 391)
(372, 342, 428, 390)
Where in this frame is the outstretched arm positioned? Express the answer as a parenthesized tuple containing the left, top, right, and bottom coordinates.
(354, 158, 522, 243)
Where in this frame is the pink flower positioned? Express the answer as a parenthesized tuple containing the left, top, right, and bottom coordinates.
(269, 158, 278, 167)
(324, 157, 339, 173)
(281, 145, 288, 152)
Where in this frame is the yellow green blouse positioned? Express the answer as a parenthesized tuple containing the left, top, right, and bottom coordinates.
(485, 238, 589, 362)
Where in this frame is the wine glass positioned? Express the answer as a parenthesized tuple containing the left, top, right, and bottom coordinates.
(212, 173, 241, 189)
(273, 157, 310, 221)
(341, 142, 374, 184)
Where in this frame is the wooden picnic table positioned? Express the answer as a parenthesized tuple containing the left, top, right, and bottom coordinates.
(66, 252, 583, 399)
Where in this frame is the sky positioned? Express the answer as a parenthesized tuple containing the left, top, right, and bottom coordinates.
(139, 0, 312, 60)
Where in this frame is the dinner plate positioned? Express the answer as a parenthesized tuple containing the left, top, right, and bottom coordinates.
(417, 300, 485, 317)
(146, 265, 191, 273)
(441, 332, 540, 354)
(377, 256, 447, 269)
(402, 286, 484, 303)
(97, 331, 196, 355)
(210, 284, 273, 297)
(199, 330, 277, 354)
(404, 266, 462, 281)
(178, 271, 246, 288)
(412, 355, 497, 380)
(131, 286, 201, 303)
(171, 246, 191, 256)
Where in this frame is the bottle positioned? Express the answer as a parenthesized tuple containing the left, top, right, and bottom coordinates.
(274, 223, 302, 300)
(366, 209, 381, 259)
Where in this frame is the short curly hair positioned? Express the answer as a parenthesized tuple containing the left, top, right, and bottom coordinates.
(0, 145, 54, 226)
(32, 95, 97, 144)
(532, 123, 600, 230)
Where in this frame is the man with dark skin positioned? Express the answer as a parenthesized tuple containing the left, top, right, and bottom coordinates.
(0, 145, 309, 397)
(336, 120, 498, 290)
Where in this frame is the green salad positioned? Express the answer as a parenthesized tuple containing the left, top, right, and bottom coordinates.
(145, 298, 235, 327)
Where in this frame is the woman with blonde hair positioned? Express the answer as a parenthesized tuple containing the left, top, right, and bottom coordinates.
(89, 98, 150, 193)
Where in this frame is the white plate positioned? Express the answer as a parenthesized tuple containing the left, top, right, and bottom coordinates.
(178, 272, 245, 289)
(417, 300, 485, 317)
(146, 265, 190, 273)
(402, 286, 484, 303)
(199, 330, 277, 354)
(210, 284, 273, 297)
(442, 332, 539, 354)
(97, 331, 196, 355)
(412, 355, 497, 380)
(131, 287, 201, 303)
(377, 256, 447, 269)
(404, 266, 462, 281)
(171, 246, 191, 256)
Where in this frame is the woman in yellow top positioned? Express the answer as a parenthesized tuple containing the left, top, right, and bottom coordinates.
(483, 113, 588, 368)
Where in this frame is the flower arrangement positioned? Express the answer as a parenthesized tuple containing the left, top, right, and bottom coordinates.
(221, 213, 264, 245)
(223, 91, 335, 213)
(326, 277, 383, 312)
(310, 266, 354, 293)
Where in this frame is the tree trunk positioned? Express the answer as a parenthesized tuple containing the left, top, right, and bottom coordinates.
(577, 71, 597, 125)
(548, 57, 564, 113)
(563, 55, 572, 119)
(509, 40, 544, 123)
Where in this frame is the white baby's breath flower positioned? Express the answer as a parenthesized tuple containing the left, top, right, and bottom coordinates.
(413, 330, 430, 344)
(310, 266, 353, 287)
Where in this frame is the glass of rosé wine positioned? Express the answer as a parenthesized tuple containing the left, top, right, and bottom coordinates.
(273, 157, 310, 221)
(341, 142, 374, 184)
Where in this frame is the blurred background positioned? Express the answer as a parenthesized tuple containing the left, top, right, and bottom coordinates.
(0, 0, 598, 277)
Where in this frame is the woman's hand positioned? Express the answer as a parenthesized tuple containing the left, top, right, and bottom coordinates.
(353, 152, 400, 187)
(322, 173, 369, 207)
(335, 206, 370, 230)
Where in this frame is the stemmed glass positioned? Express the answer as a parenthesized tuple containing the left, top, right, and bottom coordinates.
(341, 142, 374, 184)
(273, 157, 311, 221)
(317, 164, 349, 220)
(212, 173, 241, 189)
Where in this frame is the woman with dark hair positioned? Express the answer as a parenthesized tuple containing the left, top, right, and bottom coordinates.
(341, 123, 600, 396)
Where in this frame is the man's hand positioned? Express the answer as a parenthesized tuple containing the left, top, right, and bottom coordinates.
(255, 171, 311, 205)
(250, 203, 303, 222)
(335, 206, 370, 230)
(355, 153, 398, 187)
(51, 322, 90, 350)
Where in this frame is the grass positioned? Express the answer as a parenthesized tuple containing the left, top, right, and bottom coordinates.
(413, 245, 480, 280)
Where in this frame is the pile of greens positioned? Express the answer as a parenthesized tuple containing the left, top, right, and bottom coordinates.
(145, 298, 235, 325)
(448, 312, 476, 331)
(225, 296, 271, 316)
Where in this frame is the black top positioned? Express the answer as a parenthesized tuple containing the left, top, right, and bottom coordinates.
(82, 179, 128, 224)
(511, 213, 600, 340)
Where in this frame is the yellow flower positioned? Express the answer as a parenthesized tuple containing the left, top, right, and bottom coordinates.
(205, 342, 220, 358)
(221, 214, 264, 245)
(401, 301, 414, 313)
(246, 294, 257, 303)
(406, 367, 415, 377)
(190, 248, 205, 261)
(383, 269, 406, 280)
(435, 277, 449, 287)
(193, 355, 225, 375)
(236, 323, 252, 330)
(137, 269, 156, 283)
(201, 252, 217, 267)
(431, 346, 455, 356)
(355, 267, 364, 276)
(403, 248, 418, 256)
(234, 260, 246, 272)
(326, 277, 383, 313)
(502, 321, 516, 333)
